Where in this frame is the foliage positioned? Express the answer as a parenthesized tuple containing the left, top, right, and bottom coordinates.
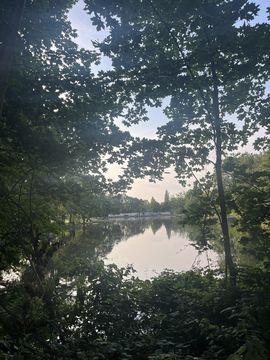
(84, 0, 270, 279)
(1, 260, 270, 359)
(83, 0, 270, 181)
(224, 152, 270, 266)
(179, 152, 270, 267)
(0, 0, 129, 272)
(1, 1, 270, 359)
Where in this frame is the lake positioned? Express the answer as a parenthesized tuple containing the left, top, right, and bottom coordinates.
(102, 218, 218, 279)
(58, 218, 219, 280)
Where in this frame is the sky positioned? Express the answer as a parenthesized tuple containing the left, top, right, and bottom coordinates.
(68, 1, 269, 201)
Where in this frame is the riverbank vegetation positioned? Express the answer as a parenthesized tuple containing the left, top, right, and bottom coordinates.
(0, 1, 270, 359)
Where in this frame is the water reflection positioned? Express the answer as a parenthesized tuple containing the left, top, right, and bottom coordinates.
(105, 218, 218, 279)
(55, 218, 218, 279)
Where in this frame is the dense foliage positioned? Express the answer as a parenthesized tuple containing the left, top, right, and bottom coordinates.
(181, 152, 270, 268)
(85, 0, 270, 280)
(224, 152, 270, 266)
(1, 151, 270, 358)
(0, 0, 130, 271)
(0, 0, 270, 359)
(1, 261, 270, 359)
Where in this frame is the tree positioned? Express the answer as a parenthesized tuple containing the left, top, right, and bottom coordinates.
(85, 0, 270, 283)
(150, 196, 161, 212)
(224, 152, 270, 264)
(169, 194, 184, 215)
(163, 190, 170, 211)
(0, 0, 129, 271)
(0, 0, 26, 117)
(164, 190, 169, 204)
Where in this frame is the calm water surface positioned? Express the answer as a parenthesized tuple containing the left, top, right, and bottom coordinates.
(103, 218, 218, 279)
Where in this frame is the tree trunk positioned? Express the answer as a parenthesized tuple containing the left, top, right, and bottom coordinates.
(215, 135, 236, 283)
(211, 62, 236, 285)
(0, 0, 26, 118)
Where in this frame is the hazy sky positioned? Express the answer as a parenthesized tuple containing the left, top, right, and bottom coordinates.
(68, 1, 269, 201)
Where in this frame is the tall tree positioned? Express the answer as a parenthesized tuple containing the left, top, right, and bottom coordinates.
(163, 190, 170, 211)
(164, 190, 170, 204)
(85, 0, 270, 282)
(0, 0, 129, 271)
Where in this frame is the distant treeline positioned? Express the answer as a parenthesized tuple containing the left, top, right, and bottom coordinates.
(66, 189, 184, 221)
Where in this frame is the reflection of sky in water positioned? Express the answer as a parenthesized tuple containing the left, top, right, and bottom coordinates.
(105, 222, 218, 279)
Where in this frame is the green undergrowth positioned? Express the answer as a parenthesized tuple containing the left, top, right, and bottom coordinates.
(1, 262, 270, 359)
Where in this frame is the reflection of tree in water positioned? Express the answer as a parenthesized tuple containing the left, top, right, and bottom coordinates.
(164, 221, 172, 239)
(114, 220, 147, 240)
(183, 215, 221, 251)
(67, 223, 118, 250)
(184, 222, 224, 270)
(121, 218, 193, 239)
(53, 219, 222, 277)
(158, 219, 186, 239)
(163, 219, 188, 238)
(115, 218, 187, 238)
(150, 220, 163, 235)
(57, 219, 185, 266)
(52, 223, 122, 276)
(53, 220, 148, 273)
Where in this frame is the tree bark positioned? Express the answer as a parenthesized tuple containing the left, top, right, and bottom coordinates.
(0, 0, 26, 118)
(215, 134, 236, 283)
(211, 61, 236, 285)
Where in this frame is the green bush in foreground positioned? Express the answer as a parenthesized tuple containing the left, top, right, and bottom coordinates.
(1, 263, 270, 359)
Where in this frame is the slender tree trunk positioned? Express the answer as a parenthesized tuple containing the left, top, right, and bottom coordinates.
(211, 62, 236, 285)
(215, 133, 235, 283)
(0, 0, 26, 118)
